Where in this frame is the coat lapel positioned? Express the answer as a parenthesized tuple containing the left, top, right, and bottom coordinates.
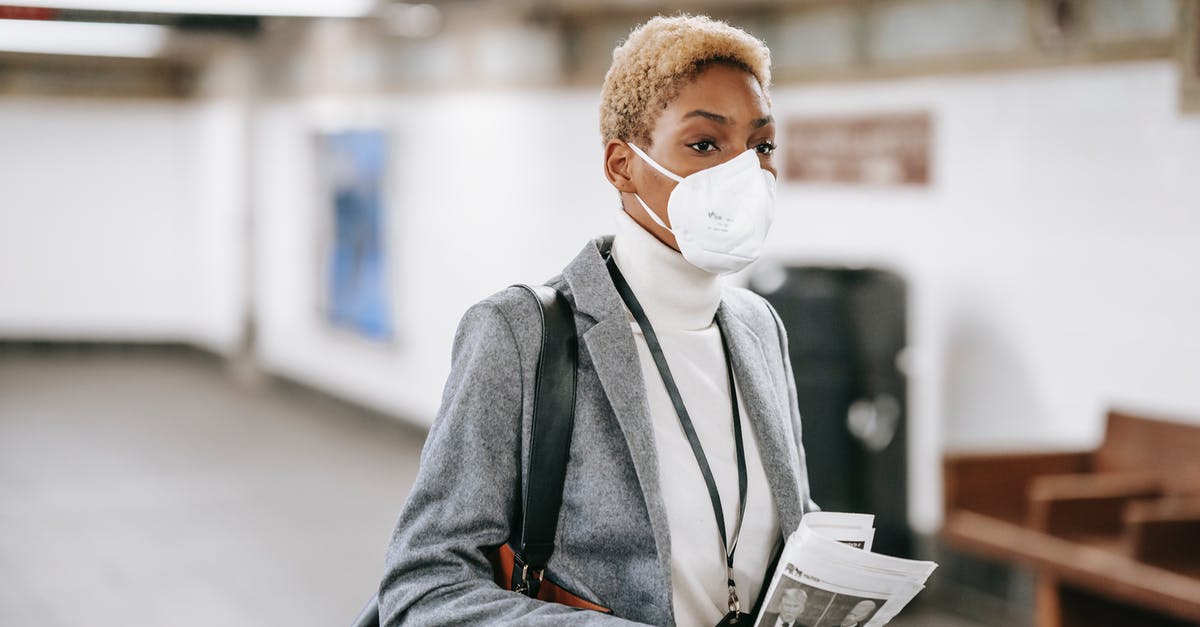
(717, 304, 806, 538)
(562, 237, 675, 585)
(580, 319, 674, 566)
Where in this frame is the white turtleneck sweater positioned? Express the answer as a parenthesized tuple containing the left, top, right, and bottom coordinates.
(610, 209, 780, 625)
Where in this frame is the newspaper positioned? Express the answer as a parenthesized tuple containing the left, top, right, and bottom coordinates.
(753, 512, 937, 627)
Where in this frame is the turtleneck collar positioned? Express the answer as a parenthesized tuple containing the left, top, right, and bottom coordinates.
(610, 208, 722, 331)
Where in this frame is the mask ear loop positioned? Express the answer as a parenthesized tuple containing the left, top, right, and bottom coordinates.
(626, 142, 685, 183)
(626, 142, 683, 231)
(630, 194, 670, 231)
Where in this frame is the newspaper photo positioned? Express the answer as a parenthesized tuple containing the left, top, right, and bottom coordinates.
(754, 512, 937, 627)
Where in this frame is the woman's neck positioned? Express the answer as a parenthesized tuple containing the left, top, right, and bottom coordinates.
(610, 208, 721, 331)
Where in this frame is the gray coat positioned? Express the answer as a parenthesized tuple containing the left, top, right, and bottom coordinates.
(379, 236, 816, 626)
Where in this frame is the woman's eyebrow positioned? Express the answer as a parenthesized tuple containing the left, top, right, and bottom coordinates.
(681, 110, 774, 129)
(682, 109, 728, 124)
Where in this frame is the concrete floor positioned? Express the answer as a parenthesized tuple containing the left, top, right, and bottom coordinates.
(0, 348, 988, 627)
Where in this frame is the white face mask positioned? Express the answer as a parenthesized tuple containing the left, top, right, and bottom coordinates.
(626, 142, 777, 275)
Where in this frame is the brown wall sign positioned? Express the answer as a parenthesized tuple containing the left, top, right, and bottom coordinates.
(783, 112, 933, 186)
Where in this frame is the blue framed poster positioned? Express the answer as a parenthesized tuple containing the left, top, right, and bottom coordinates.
(316, 130, 393, 342)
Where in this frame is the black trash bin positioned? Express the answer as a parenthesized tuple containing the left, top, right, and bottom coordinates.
(752, 265, 911, 558)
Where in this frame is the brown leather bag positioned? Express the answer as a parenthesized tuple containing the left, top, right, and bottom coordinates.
(488, 543, 610, 613)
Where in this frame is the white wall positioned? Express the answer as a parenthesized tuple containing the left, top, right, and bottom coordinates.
(189, 98, 249, 352)
(0, 97, 246, 353)
(765, 61, 1200, 531)
(251, 61, 1200, 534)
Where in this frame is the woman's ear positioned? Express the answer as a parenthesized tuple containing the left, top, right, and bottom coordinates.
(604, 139, 638, 193)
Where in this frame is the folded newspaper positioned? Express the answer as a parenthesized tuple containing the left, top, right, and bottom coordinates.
(753, 512, 937, 627)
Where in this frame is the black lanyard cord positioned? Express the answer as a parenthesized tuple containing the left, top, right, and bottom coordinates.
(605, 255, 749, 610)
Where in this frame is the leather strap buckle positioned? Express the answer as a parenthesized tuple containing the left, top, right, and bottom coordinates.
(511, 552, 545, 598)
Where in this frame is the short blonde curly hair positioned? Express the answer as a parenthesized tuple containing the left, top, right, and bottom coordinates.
(600, 15, 772, 145)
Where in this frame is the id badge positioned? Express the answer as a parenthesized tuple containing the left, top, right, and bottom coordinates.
(715, 611, 753, 626)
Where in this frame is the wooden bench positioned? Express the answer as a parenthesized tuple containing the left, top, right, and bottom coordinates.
(942, 410, 1200, 627)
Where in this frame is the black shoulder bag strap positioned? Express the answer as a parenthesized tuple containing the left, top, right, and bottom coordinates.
(510, 284, 578, 598)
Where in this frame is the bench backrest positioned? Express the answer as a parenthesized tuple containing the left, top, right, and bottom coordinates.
(1094, 410, 1200, 494)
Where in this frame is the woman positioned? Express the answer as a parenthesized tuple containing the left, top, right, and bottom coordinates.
(379, 15, 816, 626)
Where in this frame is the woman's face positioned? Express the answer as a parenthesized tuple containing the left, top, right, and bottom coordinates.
(625, 63, 776, 251)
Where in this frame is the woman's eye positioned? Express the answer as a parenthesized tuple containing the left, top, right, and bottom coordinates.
(688, 140, 717, 153)
(755, 141, 777, 155)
